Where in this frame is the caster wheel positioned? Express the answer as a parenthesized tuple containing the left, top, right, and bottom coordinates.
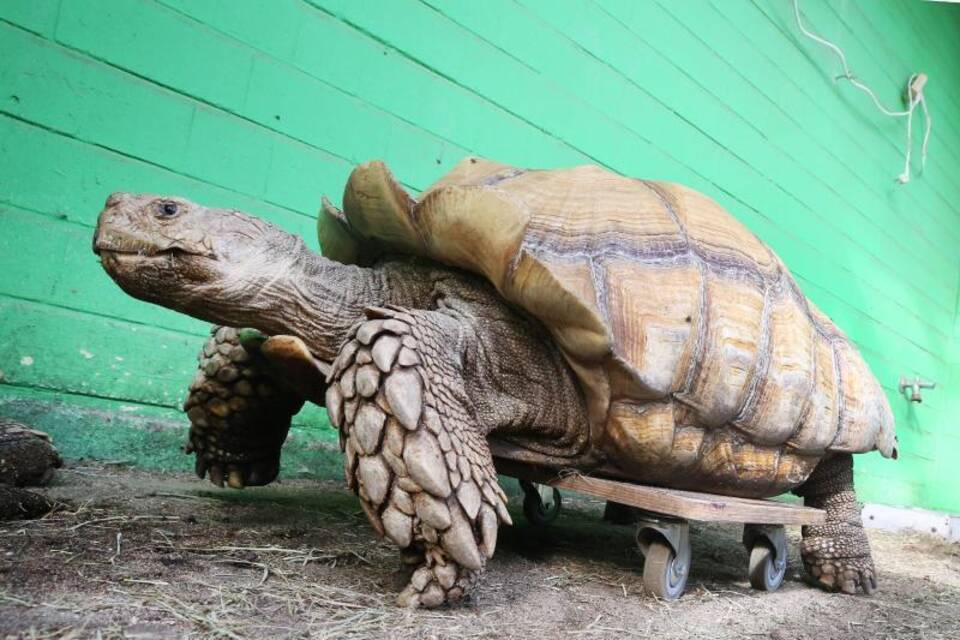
(748, 543, 786, 591)
(520, 480, 561, 526)
(642, 539, 689, 600)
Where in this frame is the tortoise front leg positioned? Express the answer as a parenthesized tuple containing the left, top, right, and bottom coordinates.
(327, 307, 511, 608)
(184, 326, 304, 488)
(794, 453, 878, 594)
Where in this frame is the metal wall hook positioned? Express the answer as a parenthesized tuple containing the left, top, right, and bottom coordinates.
(899, 376, 936, 403)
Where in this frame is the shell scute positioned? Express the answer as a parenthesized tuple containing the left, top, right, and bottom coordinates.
(734, 283, 817, 446)
(678, 272, 765, 427)
(788, 333, 841, 453)
(603, 258, 701, 399)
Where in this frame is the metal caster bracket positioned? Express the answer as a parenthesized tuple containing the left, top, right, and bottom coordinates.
(742, 523, 787, 571)
(636, 513, 691, 599)
(519, 479, 561, 526)
(636, 514, 690, 560)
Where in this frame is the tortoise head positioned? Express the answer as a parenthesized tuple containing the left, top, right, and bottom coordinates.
(93, 192, 304, 322)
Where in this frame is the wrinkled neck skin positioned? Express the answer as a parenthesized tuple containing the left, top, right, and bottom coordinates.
(172, 237, 404, 363)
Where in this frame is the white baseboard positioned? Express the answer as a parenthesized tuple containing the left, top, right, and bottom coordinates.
(862, 503, 960, 541)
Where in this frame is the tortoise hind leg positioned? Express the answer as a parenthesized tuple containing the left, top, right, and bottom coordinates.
(794, 453, 877, 594)
(328, 307, 510, 608)
(185, 326, 304, 488)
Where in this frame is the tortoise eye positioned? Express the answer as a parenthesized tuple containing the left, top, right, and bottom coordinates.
(157, 201, 179, 217)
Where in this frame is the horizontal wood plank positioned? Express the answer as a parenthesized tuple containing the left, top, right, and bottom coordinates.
(493, 458, 826, 526)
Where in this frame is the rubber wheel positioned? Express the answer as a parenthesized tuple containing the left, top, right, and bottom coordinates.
(522, 485, 561, 526)
(748, 543, 786, 591)
(642, 540, 688, 600)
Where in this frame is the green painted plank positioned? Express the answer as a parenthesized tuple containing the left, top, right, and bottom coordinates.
(648, 0, 960, 257)
(907, 0, 960, 82)
(157, 0, 588, 169)
(751, 0, 960, 209)
(924, 434, 960, 512)
(243, 55, 464, 191)
(0, 23, 192, 176)
(159, 0, 305, 63)
(0, 296, 201, 407)
(55, 0, 255, 112)
(0, 0, 60, 37)
(709, 0, 960, 247)
(838, 0, 960, 161)
(47, 0, 471, 194)
(0, 114, 318, 245)
(797, 275, 948, 405)
(855, 460, 924, 509)
(311, 0, 704, 185)
(0, 22, 350, 217)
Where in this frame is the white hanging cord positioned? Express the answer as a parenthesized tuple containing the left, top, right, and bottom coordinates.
(792, 0, 932, 184)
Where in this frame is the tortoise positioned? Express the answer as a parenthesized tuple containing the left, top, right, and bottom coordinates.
(93, 157, 895, 606)
(0, 418, 61, 520)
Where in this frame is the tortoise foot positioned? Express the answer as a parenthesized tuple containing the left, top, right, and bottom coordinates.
(396, 546, 479, 608)
(184, 326, 303, 489)
(801, 536, 877, 595)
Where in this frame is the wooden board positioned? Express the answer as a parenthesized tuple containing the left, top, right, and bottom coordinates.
(493, 458, 826, 526)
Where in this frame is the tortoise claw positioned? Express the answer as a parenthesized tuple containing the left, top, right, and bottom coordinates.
(208, 464, 225, 488)
(862, 571, 878, 595)
(227, 466, 246, 489)
(195, 456, 208, 479)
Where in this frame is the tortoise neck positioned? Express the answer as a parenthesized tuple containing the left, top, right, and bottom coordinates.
(293, 247, 392, 361)
(210, 238, 391, 362)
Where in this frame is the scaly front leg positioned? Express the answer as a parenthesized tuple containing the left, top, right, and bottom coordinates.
(326, 307, 511, 608)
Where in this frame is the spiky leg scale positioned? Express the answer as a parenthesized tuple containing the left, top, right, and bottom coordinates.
(795, 454, 878, 595)
(185, 326, 303, 488)
(329, 307, 510, 608)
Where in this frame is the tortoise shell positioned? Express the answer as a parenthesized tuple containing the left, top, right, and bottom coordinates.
(319, 158, 896, 497)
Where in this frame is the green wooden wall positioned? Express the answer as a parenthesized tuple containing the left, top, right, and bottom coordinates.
(1, 0, 958, 512)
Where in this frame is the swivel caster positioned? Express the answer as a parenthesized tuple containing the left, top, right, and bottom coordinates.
(743, 524, 787, 591)
(519, 479, 562, 526)
(637, 515, 691, 600)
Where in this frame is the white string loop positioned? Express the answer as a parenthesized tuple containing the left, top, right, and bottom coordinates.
(792, 0, 931, 184)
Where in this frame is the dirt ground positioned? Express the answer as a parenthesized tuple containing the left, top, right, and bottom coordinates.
(1, 462, 958, 640)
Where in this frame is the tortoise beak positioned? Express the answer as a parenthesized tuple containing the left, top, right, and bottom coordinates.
(93, 192, 129, 256)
